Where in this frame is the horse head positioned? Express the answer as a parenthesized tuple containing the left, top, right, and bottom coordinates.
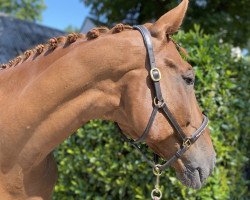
(116, 0, 216, 189)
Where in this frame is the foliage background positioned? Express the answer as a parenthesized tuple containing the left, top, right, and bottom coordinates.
(0, 0, 46, 21)
(83, 0, 250, 48)
(53, 26, 250, 199)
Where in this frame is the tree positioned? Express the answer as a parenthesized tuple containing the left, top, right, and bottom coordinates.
(0, 0, 46, 21)
(82, 0, 250, 48)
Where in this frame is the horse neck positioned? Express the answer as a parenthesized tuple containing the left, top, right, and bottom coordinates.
(0, 33, 140, 169)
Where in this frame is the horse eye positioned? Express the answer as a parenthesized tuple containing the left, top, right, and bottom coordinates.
(182, 75, 195, 85)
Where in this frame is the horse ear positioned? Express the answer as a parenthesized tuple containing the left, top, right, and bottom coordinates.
(149, 0, 189, 39)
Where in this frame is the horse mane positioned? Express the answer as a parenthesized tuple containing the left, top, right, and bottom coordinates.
(0, 24, 133, 70)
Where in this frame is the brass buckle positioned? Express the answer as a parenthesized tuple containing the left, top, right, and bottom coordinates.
(183, 138, 192, 148)
(150, 68, 161, 82)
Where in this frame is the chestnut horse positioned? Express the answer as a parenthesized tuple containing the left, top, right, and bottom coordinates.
(0, 0, 215, 199)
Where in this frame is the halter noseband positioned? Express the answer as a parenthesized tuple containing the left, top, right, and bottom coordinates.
(119, 25, 208, 172)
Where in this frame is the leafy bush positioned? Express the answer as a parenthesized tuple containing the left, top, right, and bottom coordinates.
(53, 26, 250, 200)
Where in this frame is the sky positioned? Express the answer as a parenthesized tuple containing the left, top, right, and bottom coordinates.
(41, 0, 90, 31)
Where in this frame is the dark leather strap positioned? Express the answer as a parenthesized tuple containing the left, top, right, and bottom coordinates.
(134, 25, 164, 101)
(161, 104, 186, 141)
(118, 25, 209, 172)
(133, 25, 187, 142)
(134, 106, 158, 144)
(158, 115, 208, 171)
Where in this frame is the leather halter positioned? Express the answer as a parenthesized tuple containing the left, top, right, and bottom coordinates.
(119, 25, 209, 171)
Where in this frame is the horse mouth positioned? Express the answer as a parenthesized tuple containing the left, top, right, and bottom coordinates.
(176, 167, 203, 189)
(176, 164, 214, 189)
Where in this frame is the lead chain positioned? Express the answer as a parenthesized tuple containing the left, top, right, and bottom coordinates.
(151, 166, 162, 200)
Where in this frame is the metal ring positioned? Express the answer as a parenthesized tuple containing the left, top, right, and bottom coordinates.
(153, 165, 162, 176)
(151, 188, 162, 199)
(154, 97, 165, 108)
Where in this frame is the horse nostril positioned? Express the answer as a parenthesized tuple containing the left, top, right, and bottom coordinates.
(185, 121, 190, 127)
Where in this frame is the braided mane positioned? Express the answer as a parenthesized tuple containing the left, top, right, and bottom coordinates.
(0, 24, 133, 70)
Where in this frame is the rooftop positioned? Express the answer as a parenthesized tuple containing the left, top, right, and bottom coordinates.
(0, 14, 65, 63)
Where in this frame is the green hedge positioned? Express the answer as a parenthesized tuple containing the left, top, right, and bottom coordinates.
(53, 26, 250, 200)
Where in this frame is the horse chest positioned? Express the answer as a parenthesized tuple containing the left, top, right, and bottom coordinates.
(0, 154, 57, 200)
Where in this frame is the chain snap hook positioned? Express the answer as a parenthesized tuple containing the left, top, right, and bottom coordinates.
(151, 165, 163, 200)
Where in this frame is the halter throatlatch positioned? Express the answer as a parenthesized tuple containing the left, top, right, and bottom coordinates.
(118, 25, 209, 199)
